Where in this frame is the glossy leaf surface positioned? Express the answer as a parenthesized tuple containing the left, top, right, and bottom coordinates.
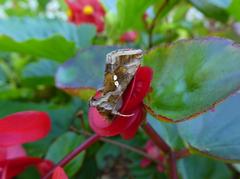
(144, 37, 240, 122)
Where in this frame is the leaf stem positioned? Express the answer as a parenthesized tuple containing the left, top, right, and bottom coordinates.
(175, 148, 191, 160)
(168, 153, 178, 179)
(142, 122, 171, 154)
(69, 127, 161, 165)
(148, 0, 169, 48)
(142, 122, 179, 179)
(42, 134, 100, 179)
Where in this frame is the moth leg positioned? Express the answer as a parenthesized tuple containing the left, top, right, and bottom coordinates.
(112, 109, 134, 117)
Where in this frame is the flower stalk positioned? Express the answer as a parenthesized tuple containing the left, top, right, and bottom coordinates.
(43, 134, 100, 179)
(142, 122, 171, 154)
(142, 122, 179, 179)
(168, 153, 178, 179)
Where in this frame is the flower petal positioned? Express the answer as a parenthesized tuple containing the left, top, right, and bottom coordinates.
(52, 167, 68, 179)
(88, 66, 152, 137)
(0, 111, 51, 147)
(120, 105, 146, 140)
(0, 164, 7, 179)
(0, 157, 45, 178)
(65, 0, 105, 32)
(88, 106, 139, 136)
(121, 66, 153, 113)
(0, 145, 26, 161)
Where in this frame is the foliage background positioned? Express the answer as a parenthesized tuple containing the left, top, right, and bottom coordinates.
(1, 0, 240, 178)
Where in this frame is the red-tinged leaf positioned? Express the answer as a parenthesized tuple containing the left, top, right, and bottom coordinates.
(0, 157, 44, 178)
(0, 111, 51, 147)
(55, 46, 119, 100)
(52, 167, 68, 179)
(0, 145, 26, 161)
(178, 93, 240, 162)
(144, 38, 240, 122)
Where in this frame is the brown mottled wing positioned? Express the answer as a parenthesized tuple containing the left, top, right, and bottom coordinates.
(90, 49, 143, 120)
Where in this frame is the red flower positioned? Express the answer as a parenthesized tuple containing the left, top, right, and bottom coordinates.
(52, 167, 68, 179)
(88, 67, 153, 140)
(140, 140, 165, 172)
(120, 31, 138, 43)
(65, 0, 105, 32)
(0, 111, 53, 178)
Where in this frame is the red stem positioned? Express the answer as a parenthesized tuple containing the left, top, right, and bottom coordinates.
(169, 153, 178, 179)
(143, 122, 179, 179)
(142, 122, 171, 154)
(175, 148, 191, 160)
(42, 134, 100, 179)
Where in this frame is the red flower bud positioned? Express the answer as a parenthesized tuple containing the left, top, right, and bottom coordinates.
(65, 0, 105, 33)
(52, 167, 68, 179)
(88, 67, 153, 139)
(120, 31, 138, 43)
(140, 140, 165, 172)
(142, 13, 148, 21)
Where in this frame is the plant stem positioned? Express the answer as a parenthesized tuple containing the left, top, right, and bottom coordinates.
(76, 110, 86, 130)
(169, 153, 178, 179)
(43, 134, 100, 179)
(148, 0, 169, 48)
(142, 122, 179, 179)
(175, 148, 191, 160)
(69, 127, 161, 165)
(142, 122, 171, 154)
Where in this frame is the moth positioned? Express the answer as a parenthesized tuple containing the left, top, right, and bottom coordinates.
(89, 49, 143, 121)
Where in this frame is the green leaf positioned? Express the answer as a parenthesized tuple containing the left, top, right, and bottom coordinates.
(0, 66, 7, 86)
(147, 115, 184, 149)
(106, 0, 157, 38)
(153, 0, 180, 20)
(55, 46, 119, 100)
(0, 17, 96, 61)
(178, 93, 240, 162)
(96, 143, 121, 170)
(233, 163, 240, 172)
(228, 0, 240, 20)
(75, 157, 99, 179)
(178, 155, 232, 179)
(17, 166, 40, 179)
(22, 59, 59, 86)
(37, 0, 49, 10)
(46, 132, 86, 177)
(188, 0, 230, 22)
(144, 37, 240, 122)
